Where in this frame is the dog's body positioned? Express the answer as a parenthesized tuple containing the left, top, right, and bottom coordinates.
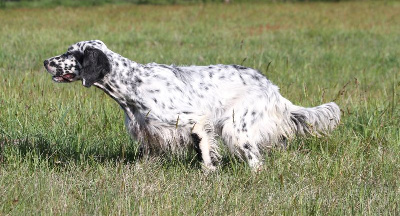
(44, 40, 340, 170)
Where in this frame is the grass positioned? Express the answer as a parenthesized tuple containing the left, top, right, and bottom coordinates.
(0, 1, 399, 215)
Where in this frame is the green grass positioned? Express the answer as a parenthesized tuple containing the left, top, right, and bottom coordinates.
(0, 2, 399, 215)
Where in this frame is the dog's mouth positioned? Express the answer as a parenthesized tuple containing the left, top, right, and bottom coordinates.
(52, 73, 76, 83)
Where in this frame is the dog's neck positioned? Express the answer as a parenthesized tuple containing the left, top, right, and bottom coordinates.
(92, 49, 145, 121)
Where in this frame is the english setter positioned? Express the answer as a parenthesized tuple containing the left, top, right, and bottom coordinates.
(44, 40, 340, 171)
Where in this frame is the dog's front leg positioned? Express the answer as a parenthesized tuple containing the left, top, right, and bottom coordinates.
(191, 119, 220, 172)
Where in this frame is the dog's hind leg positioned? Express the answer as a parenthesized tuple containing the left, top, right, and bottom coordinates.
(191, 118, 220, 172)
(221, 118, 264, 171)
(239, 142, 263, 171)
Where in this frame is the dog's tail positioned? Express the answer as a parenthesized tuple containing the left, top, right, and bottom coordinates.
(289, 102, 341, 136)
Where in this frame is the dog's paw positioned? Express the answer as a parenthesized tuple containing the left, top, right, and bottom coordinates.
(201, 163, 217, 175)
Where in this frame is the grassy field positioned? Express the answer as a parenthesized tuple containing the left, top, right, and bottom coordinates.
(0, 1, 399, 215)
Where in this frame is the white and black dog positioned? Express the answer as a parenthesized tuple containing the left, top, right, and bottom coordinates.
(44, 40, 340, 171)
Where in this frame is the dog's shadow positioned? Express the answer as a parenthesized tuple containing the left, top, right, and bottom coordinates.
(0, 134, 234, 170)
(0, 133, 332, 171)
(1, 134, 140, 167)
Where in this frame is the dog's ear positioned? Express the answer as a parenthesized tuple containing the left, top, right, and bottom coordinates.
(81, 47, 110, 88)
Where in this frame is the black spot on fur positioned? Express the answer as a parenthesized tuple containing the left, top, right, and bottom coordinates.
(290, 112, 310, 134)
(55, 68, 63, 76)
(239, 74, 247, 85)
(242, 122, 247, 132)
(159, 64, 170, 70)
(252, 74, 260, 81)
(135, 77, 142, 84)
(175, 86, 183, 92)
(137, 101, 148, 110)
(232, 65, 248, 70)
(243, 109, 248, 117)
(191, 133, 203, 162)
(148, 89, 160, 93)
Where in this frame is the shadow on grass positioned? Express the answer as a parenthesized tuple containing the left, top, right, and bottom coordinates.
(0, 134, 254, 172)
(0, 134, 138, 166)
(0, 130, 345, 172)
(0, 133, 212, 170)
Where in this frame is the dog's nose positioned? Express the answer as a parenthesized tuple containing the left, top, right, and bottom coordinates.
(43, 60, 49, 67)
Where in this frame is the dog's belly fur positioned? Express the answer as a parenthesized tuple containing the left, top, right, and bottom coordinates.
(123, 64, 295, 156)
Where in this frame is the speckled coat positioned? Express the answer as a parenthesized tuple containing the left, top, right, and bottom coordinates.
(44, 40, 341, 171)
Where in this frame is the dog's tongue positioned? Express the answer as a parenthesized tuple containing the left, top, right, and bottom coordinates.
(52, 73, 75, 82)
(62, 73, 75, 80)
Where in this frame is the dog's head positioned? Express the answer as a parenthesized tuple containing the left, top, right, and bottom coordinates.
(43, 40, 111, 87)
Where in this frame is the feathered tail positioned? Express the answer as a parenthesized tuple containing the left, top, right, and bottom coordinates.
(290, 102, 341, 136)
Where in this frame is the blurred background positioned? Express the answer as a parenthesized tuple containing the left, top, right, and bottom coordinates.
(0, 0, 349, 8)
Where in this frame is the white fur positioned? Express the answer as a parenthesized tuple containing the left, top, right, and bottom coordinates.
(44, 40, 341, 171)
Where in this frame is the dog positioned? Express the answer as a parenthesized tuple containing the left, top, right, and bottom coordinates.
(44, 40, 340, 171)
